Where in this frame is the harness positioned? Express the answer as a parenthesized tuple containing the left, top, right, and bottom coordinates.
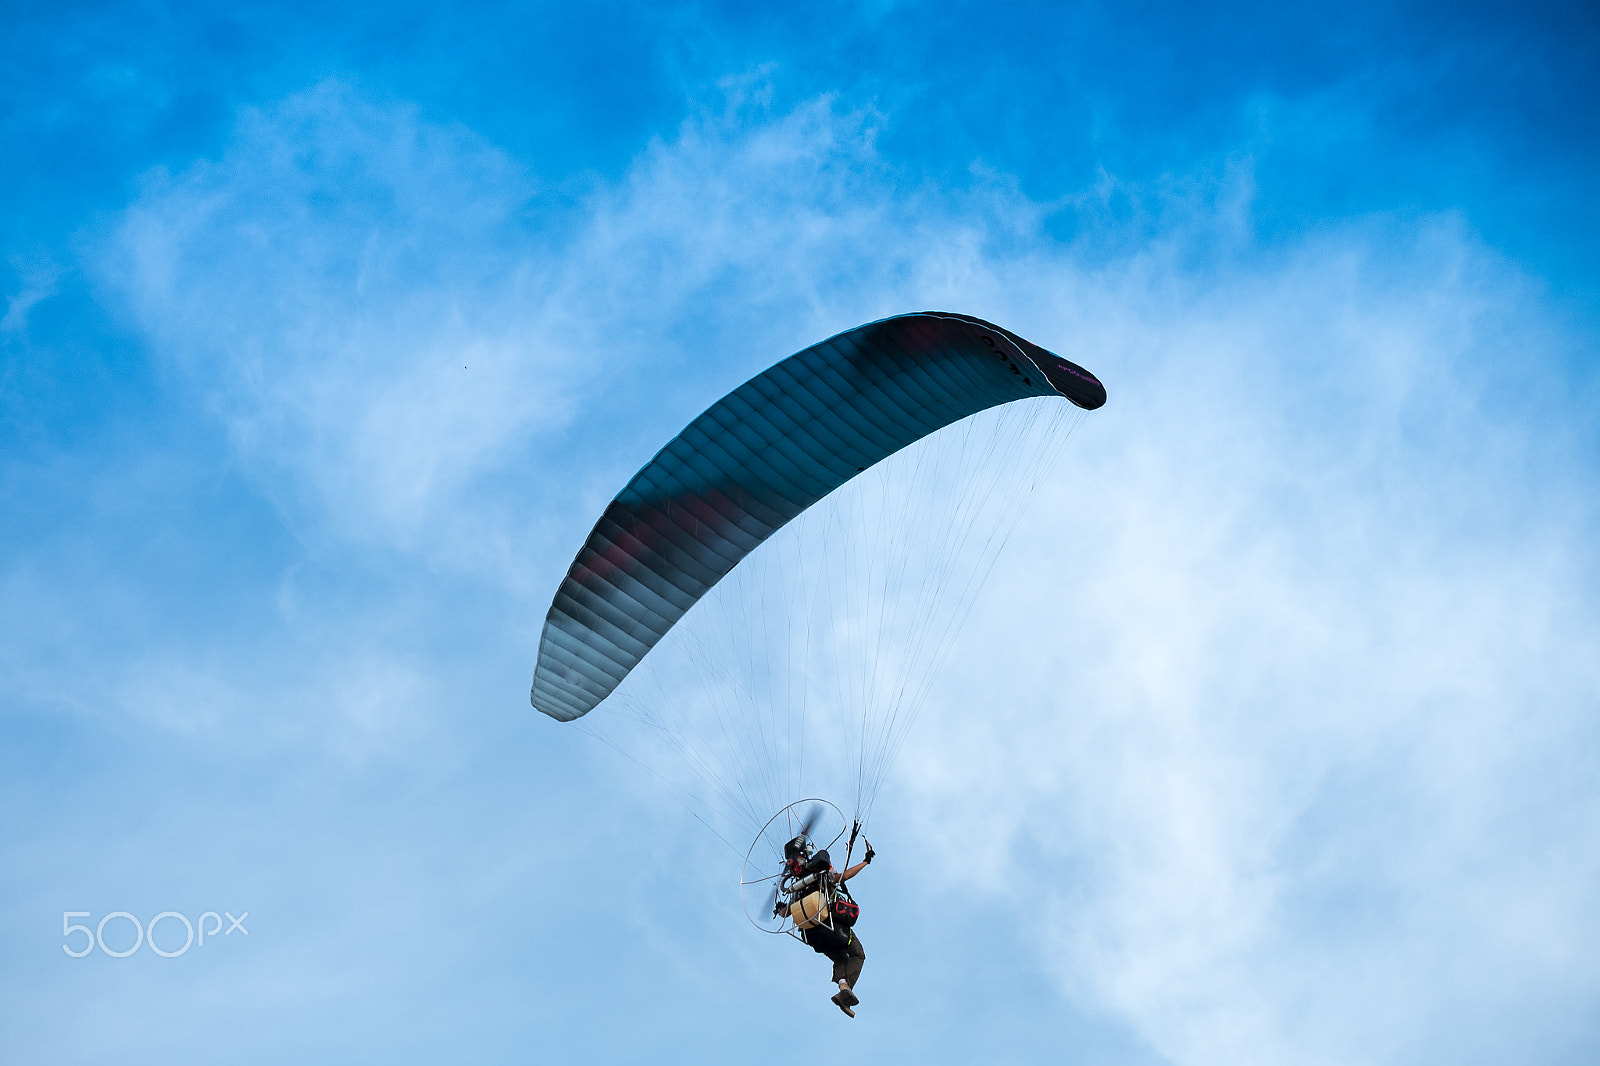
(779, 821, 864, 949)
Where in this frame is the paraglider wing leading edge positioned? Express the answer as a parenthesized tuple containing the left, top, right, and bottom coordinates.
(530, 311, 1106, 722)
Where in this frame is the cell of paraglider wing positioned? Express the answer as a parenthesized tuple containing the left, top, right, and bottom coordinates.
(531, 311, 1106, 722)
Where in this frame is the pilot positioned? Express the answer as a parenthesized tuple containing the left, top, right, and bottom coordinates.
(784, 838, 874, 1017)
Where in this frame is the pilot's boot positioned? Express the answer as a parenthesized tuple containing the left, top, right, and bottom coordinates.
(831, 978, 859, 1015)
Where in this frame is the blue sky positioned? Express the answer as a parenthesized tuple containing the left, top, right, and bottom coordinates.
(4, 2, 1599, 1063)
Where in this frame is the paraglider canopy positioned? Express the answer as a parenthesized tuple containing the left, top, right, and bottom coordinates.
(531, 311, 1105, 723)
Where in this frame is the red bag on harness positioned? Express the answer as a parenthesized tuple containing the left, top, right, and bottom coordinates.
(832, 897, 860, 929)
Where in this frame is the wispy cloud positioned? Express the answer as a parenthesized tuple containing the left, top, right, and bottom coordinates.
(905, 221, 1600, 1063)
(1, 255, 63, 333)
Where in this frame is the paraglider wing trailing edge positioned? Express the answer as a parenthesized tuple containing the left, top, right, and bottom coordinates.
(530, 311, 1107, 722)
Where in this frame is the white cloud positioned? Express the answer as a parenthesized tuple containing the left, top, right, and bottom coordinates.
(904, 222, 1600, 1063)
(2, 254, 62, 333)
(103, 81, 588, 565)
